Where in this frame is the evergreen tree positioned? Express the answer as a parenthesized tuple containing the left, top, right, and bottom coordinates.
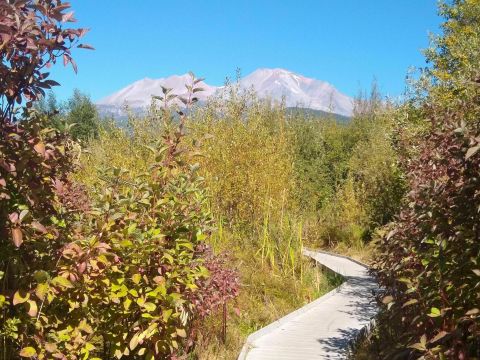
(65, 89, 99, 141)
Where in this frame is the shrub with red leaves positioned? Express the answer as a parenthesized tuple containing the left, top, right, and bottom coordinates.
(192, 247, 240, 319)
(373, 1, 480, 358)
(0, 1, 93, 358)
(375, 115, 480, 358)
(0, 0, 91, 121)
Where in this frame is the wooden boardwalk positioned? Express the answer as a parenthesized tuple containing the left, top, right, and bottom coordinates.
(238, 249, 378, 360)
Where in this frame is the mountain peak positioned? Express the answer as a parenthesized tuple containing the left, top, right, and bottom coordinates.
(97, 73, 216, 108)
(239, 69, 351, 115)
(97, 68, 353, 117)
(252, 67, 294, 75)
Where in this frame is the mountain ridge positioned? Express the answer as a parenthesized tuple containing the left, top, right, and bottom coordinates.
(97, 68, 353, 117)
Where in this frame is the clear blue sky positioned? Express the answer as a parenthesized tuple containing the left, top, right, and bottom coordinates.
(50, 1, 442, 102)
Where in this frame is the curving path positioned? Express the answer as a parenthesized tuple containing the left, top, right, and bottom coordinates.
(238, 249, 378, 360)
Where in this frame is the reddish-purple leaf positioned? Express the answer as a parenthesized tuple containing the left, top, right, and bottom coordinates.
(9, 212, 19, 223)
(70, 57, 78, 73)
(31, 221, 47, 234)
(12, 227, 23, 247)
(61, 11, 75, 23)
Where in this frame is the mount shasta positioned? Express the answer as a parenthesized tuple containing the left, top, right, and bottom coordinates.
(97, 68, 353, 117)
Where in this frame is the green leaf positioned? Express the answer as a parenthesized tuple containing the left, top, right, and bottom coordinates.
(129, 333, 140, 351)
(136, 298, 145, 306)
(143, 302, 156, 312)
(123, 298, 132, 311)
(19, 347, 36, 357)
(428, 307, 442, 317)
(33, 270, 49, 283)
(120, 240, 133, 247)
(52, 276, 74, 289)
(162, 309, 173, 322)
(127, 223, 137, 235)
(13, 290, 30, 305)
(132, 273, 141, 285)
(163, 253, 174, 264)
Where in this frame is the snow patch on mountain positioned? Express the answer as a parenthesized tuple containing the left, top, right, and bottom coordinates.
(239, 68, 353, 116)
(97, 69, 353, 117)
(98, 74, 216, 109)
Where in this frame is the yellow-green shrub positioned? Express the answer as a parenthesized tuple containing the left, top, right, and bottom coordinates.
(186, 89, 311, 279)
(348, 123, 405, 228)
(315, 177, 367, 248)
(188, 90, 295, 227)
(76, 115, 159, 188)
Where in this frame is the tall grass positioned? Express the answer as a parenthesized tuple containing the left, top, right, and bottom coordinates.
(256, 211, 305, 278)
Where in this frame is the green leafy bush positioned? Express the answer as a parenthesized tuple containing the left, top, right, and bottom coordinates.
(64, 89, 100, 142)
(290, 87, 404, 250)
(59, 131, 222, 358)
(291, 115, 348, 212)
(34, 90, 100, 141)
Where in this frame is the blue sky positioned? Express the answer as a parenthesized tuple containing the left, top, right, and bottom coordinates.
(51, 1, 442, 102)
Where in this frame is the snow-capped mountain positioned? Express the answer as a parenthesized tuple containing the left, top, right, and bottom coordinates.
(97, 69, 353, 117)
(239, 68, 353, 116)
(97, 74, 216, 116)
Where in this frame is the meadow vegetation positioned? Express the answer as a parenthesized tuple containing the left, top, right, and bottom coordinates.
(69, 75, 400, 359)
(2, 0, 479, 359)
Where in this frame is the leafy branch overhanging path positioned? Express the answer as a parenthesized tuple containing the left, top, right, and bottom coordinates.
(238, 249, 378, 359)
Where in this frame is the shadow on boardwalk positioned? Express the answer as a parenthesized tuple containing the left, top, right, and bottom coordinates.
(316, 277, 378, 357)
